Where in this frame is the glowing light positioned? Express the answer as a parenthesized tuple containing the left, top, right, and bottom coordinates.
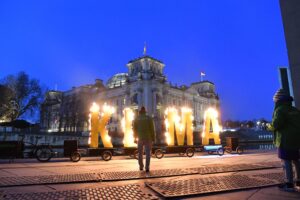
(89, 102, 114, 148)
(164, 131, 172, 145)
(164, 107, 178, 146)
(88, 113, 92, 144)
(164, 106, 194, 146)
(88, 113, 92, 130)
(105, 134, 111, 142)
(90, 102, 100, 113)
(103, 103, 115, 115)
(180, 107, 194, 146)
(88, 135, 91, 145)
(202, 107, 222, 145)
(122, 108, 137, 147)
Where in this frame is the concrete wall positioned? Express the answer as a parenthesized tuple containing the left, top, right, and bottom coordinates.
(280, 0, 300, 109)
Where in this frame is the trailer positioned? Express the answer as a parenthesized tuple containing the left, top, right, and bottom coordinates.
(64, 140, 114, 162)
(165, 145, 196, 157)
(122, 147, 138, 158)
(152, 146, 165, 159)
(142, 145, 197, 159)
(1, 137, 56, 162)
(224, 137, 244, 154)
(88, 148, 115, 161)
(203, 145, 224, 156)
(0, 141, 24, 161)
(122, 146, 165, 160)
(64, 140, 166, 161)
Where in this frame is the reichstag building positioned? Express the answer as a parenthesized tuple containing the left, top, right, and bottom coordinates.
(40, 52, 219, 144)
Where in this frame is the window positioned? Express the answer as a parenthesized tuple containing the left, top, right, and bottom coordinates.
(132, 94, 138, 104)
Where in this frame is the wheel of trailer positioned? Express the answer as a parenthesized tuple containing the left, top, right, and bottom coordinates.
(155, 149, 164, 159)
(151, 152, 157, 158)
(236, 146, 244, 154)
(70, 151, 81, 162)
(217, 147, 224, 156)
(102, 151, 112, 161)
(225, 146, 232, 154)
(36, 147, 53, 162)
(134, 150, 139, 160)
(186, 148, 195, 157)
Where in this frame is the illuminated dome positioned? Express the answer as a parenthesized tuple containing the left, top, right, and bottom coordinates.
(106, 73, 128, 88)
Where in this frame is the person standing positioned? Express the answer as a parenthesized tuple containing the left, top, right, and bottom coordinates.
(271, 89, 300, 191)
(133, 107, 155, 172)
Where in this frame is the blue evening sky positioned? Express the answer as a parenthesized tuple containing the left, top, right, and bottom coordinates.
(0, 0, 288, 121)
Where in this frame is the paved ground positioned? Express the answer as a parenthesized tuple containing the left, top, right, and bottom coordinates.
(0, 150, 300, 199)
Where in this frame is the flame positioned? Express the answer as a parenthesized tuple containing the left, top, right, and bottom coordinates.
(122, 108, 136, 147)
(90, 102, 100, 113)
(102, 103, 115, 115)
(105, 134, 111, 142)
(164, 106, 194, 146)
(88, 113, 92, 144)
(202, 107, 222, 145)
(88, 135, 91, 145)
(165, 132, 171, 145)
(89, 102, 114, 148)
(202, 107, 222, 134)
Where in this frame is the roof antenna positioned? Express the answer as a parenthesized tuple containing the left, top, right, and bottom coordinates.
(143, 42, 147, 55)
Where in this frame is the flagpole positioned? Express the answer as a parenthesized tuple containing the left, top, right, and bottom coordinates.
(200, 72, 205, 82)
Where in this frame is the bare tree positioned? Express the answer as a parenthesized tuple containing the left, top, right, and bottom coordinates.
(0, 85, 18, 121)
(1, 71, 44, 121)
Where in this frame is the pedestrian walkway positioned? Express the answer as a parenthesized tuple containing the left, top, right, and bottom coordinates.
(0, 151, 299, 199)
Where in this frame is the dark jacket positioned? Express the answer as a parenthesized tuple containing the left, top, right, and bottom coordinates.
(133, 113, 155, 142)
(271, 102, 300, 149)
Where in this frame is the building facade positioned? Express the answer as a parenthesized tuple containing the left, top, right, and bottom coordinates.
(280, 0, 300, 109)
(40, 79, 105, 132)
(40, 53, 219, 144)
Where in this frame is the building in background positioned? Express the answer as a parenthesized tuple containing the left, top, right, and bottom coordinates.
(280, 0, 300, 109)
(40, 52, 219, 144)
(40, 79, 105, 132)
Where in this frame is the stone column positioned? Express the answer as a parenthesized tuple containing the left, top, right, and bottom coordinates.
(153, 92, 157, 115)
(142, 81, 153, 115)
(138, 90, 143, 108)
(152, 88, 159, 115)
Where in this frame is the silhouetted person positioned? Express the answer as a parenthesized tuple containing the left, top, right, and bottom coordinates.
(133, 107, 155, 172)
(271, 89, 300, 191)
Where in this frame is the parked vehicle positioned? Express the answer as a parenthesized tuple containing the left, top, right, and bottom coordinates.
(0, 135, 55, 162)
(224, 137, 244, 154)
(22, 135, 56, 162)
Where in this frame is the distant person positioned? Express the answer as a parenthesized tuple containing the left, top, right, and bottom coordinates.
(270, 89, 300, 191)
(133, 106, 155, 172)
